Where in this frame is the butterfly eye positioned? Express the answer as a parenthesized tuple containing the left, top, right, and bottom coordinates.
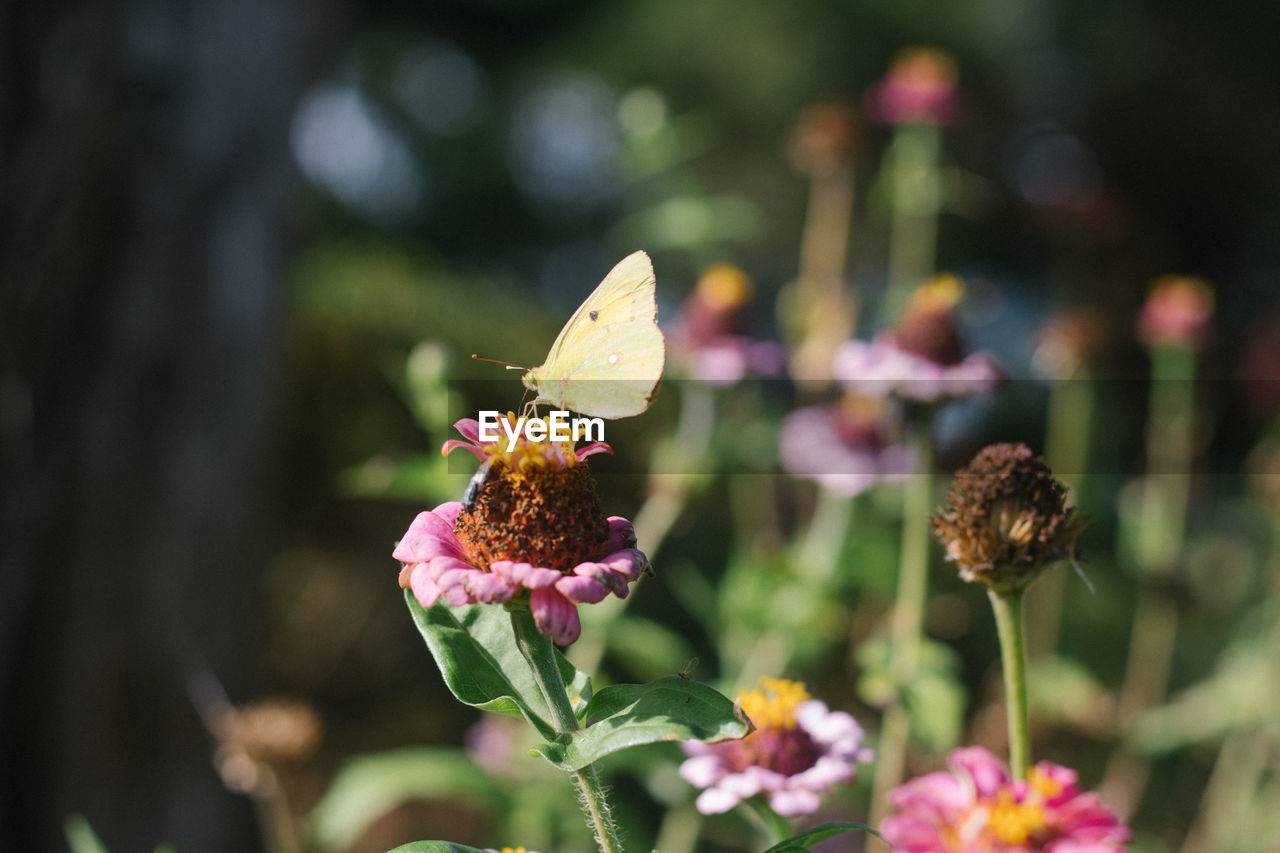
(589, 310, 599, 321)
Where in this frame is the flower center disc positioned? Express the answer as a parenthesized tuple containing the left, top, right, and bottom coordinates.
(455, 462, 610, 574)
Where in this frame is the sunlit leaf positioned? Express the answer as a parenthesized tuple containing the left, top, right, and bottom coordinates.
(531, 676, 748, 770)
(389, 843, 491, 853)
(407, 593, 592, 742)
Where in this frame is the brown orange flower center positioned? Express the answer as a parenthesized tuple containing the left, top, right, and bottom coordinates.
(455, 461, 610, 574)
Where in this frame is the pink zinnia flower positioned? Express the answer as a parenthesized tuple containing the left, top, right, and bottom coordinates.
(880, 746, 1130, 852)
(780, 395, 912, 497)
(834, 275, 999, 403)
(1136, 275, 1214, 350)
(679, 678, 874, 817)
(667, 264, 785, 386)
(395, 416, 651, 645)
(864, 47, 962, 127)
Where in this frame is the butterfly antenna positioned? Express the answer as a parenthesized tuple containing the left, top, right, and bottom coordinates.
(471, 354, 526, 371)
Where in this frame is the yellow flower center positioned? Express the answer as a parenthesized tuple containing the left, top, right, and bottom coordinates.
(737, 678, 811, 730)
(1029, 767, 1064, 799)
(974, 768, 1063, 847)
(889, 46, 959, 88)
(480, 411, 582, 473)
(909, 273, 964, 313)
(697, 264, 753, 310)
(987, 790, 1047, 844)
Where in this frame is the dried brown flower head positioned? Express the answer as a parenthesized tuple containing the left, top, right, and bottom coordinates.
(931, 443, 1088, 592)
(213, 699, 322, 796)
(788, 101, 861, 175)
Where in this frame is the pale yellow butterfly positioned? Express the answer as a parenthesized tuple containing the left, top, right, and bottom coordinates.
(521, 250, 665, 419)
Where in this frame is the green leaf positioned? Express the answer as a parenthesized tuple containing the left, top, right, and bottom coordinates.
(531, 676, 748, 770)
(763, 821, 881, 852)
(406, 593, 592, 742)
(388, 843, 492, 853)
(309, 747, 501, 850)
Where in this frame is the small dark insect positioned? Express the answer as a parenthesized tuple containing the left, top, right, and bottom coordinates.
(463, 458, 494, 511)
(678, 657, 699, 680)
(588, 309, 599, 321)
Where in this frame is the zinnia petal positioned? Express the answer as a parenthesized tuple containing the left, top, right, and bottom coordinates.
(529, 588, 580, 646)
(555, 573, 611, 604)
(694, 787, 742, 815)
(679, 678, 872, 819)
(769, 787, 821, 818)
(452, 418, 482, 443)
(489, 560, 563, 590)
(393, 509, 468, 563)
(408, 568, 443, 609)
(605, 517, 639, 552)
(575, 442, 613, 461)
(880, 746, 1129, 851)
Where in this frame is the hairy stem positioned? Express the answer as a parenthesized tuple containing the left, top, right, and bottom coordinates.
(510, 609, 622, 852)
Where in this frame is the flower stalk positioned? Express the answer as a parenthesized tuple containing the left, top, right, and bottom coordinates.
(987, 587, 1030, 781)
(509, 607, 623, 853)
(1105, 276, 1209, 814)
(884, 123, 943, 322)
(870, 416, 933, 822)
(1026, 364, 1095, 658)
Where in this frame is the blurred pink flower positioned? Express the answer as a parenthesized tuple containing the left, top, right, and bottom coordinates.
(679, 678, 874, 817)
(880, 746, 1130, 852)
(667, 264, 785, 385)
(865, 47, 962, 126)
(834, 337, 998, 403)
(1136, 275, 1214, 350)
(464, 715, 525, 777)
(834, 275, 999, 403)
(780, 396, 912, 496)
(395, 418, 650, 645)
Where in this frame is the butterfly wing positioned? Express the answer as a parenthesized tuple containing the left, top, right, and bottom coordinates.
(524, 251, 665, 419)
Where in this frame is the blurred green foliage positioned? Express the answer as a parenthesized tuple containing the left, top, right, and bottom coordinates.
(267, 1, 1280, 851)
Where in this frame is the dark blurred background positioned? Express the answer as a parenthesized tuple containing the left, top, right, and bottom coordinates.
(3, 0, 1280, 851)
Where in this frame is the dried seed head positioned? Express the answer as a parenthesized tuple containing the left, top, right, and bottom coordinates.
(932, 443, 1088, 592)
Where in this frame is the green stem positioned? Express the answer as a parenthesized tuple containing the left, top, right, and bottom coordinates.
(796, 485, 855, 582)
(883, 123, 942, 323)
(1026, 367, 1095, 659)
(510, 608, 580, 734)
(742, 798, 792, 844)
(509, 609, 623, 853)
(988, 588, 1030, 781)
(892, 425, 934, 687)
(1137, 345, 1195, 575)
(1103, 343, 1196, 812)
(870, 420, 934, 821)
